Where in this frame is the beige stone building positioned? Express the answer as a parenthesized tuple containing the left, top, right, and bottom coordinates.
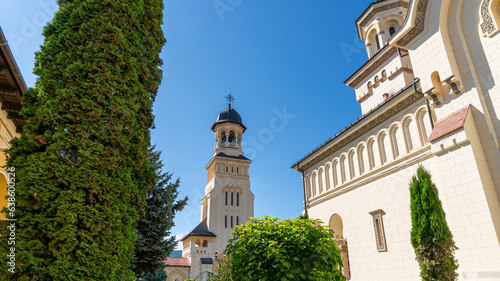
(165, 99, 254, 281)
(0, 27, 26, 221)
(292, 0, 500, 280)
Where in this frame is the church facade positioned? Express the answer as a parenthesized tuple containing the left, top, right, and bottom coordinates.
(166, 100, 254, 281)
(292, 1, 500, 280)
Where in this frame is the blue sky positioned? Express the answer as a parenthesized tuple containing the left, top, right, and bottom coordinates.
(1, 0, 376, 244)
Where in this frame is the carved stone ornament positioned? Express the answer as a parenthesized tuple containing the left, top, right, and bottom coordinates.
(442, 75, 464, 97)
(423, 87, 441, 108)
(397, 0, 429, 46)
(480, 0, 499, 37)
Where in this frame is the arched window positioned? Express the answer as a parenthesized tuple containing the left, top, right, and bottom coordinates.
(226, 166, 228, 173)
(391, 125, 405, 158)
(389, 26, 396, 36)
(229, 130, 236, 143)
(340, 156, 347, 183)
(306, 175, 312, 199)
(367, 139, 376, 170)
(357, 145, 366, 175)
(195, 239, 201, 247)
(236, 167, 239, 174)
(318, 169, 324, 194)
(231, 192, 234, 206)
(312, 172, 318, 197)
(225, 191, 228, 205)
(202, 240, 208, 247)
(417, 108, 432, 145)
(378, 132, 388, 165)
(332, 160, 339, 187)
(237, 192, 240, 206)
(348, 150, 356, 180)
(325, 164, 331, 190)
(221, 131, 227, 143)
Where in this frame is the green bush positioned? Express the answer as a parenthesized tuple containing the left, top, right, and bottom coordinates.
(0, 0, 165, 280)
(410, 166, 458, 281)
(223, 216, 345, 281)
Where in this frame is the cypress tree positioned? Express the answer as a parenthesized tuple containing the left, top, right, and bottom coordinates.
(0, 0, 165, 280)
(410, 165, 458, 281)
(131, 145, 188, 278)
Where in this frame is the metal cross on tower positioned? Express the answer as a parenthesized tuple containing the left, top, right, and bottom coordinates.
(225, 93, 235, 108)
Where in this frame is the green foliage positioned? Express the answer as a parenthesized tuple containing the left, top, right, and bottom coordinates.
(410, 166, 459, 281)
(0, 0, 165, 280)
(131, 146, 188, 277)
(138, 269, 167, 281)
(211, 254, 232, 281)
(224, 216, 345, 281)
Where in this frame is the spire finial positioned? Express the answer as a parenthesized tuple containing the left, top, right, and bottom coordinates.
(225, 93, 235, 109)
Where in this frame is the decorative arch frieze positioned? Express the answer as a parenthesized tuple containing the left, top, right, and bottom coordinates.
(480, 0, 500, 37)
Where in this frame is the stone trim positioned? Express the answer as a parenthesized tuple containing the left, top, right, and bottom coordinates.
(346, 46, 399, 88)
(299, 91, 422, 171)
(397, 0, 429, 46)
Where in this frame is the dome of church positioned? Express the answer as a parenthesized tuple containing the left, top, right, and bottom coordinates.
(211, 106, 246, 132)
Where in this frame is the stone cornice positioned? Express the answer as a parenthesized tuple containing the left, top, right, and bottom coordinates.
(345, 46, 398, 87)
(294, 83, 423, 171)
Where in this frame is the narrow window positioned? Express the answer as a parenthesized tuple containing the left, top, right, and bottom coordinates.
(225, 191, 228, 205)
(231, 167, 233, 173)
(237, 167, 239, 174)
(231, 192, 234, 206)
(389, 27, 396, 36)
(236, 216, 239, 225)
(231, 216, 233, 228)
(202, 240, 208, 247)
(226, 166, 228, 173)
(375, 35, 381, 50)
(237, 193, 239, 206)
(369, 209, 387, 252)
(225, 216, 227, 228)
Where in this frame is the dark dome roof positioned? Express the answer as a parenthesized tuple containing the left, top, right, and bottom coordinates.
(211, 106, 246, 132)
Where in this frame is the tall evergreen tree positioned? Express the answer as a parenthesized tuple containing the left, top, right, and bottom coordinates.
(410, 166, 458, 281)
(0, 0, 165, 280)
(132, 145, 188, 278)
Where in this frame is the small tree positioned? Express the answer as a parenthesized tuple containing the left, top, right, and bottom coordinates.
(224, 216, 345, 281)
(211, 253, 232, 281)
(410, 165, 458, 281)
(131, 145, 188, 277)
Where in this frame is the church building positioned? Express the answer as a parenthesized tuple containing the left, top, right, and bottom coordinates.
(165, 98, 254, 281)
(292, 0, 500, 280)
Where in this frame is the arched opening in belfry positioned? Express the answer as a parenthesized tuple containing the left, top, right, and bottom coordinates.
(330, 214, 350, 280)
(229, 130, 236, 143)
(220, 131, 227, 144)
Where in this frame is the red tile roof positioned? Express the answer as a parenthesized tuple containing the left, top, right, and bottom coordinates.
(429, 105, 470, 142)
(165, 257, 190, 267)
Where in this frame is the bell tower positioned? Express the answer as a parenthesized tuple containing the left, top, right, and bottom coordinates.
(179, 95, 254, 279)
(204, 94, 254, 252)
